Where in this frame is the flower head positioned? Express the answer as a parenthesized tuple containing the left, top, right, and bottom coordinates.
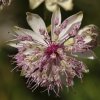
(29, 0, 73, 12)
(8, 8, 99, 95)
(0, 0, 11, 10)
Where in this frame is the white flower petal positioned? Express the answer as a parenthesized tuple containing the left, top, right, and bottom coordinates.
(78, 24, 98, 43)
(72, 50, 96, 59)
(51, 7, 61, 30)
(13, 26, 47, 46)
(26, 12, 47, 38)
(58, 0, 73, 11)
(51, 7, 61, 41)
(45, 0, 58, 12)
(7, 40, 33, 48)
(58, 11, 83, 41)
(8, 43, 22, 48)
(29, 0, 44, 9)
(78, 24, 98, 35)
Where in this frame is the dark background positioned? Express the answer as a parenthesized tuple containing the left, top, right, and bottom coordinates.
(0, 0, 100, 100)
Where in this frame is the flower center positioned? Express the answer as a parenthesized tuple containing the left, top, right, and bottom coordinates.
(45, 43, 63, 58)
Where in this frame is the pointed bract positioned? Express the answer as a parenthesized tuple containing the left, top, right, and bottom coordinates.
(26, 12, 48, 38)
(59, 11, 83, 42)
(51, 8, 61, 41)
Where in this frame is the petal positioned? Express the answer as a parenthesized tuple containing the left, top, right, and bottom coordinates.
(7, 38, 20, 48)
(45, 0, 58, 12)
(58, 0, 73, 11)
(29, 0, 44, 9)
(51, 7, 61, 31)
(78, 24, 98, 44)
(58, 11, 83, 42)
(13, 26, 47, 46)
(26, 12, 48, 38)
(7, 42, 23, 48)
(72, 50, 96, 59)
(51, 7, 61, 41)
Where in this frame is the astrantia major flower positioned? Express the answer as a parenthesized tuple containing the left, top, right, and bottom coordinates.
(8, 8, 98, 95)
(0, 0, 11, 10)
(29, 0, 73, 12)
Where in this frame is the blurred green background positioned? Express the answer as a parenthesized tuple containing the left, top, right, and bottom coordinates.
(0, 0, 100, 100)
